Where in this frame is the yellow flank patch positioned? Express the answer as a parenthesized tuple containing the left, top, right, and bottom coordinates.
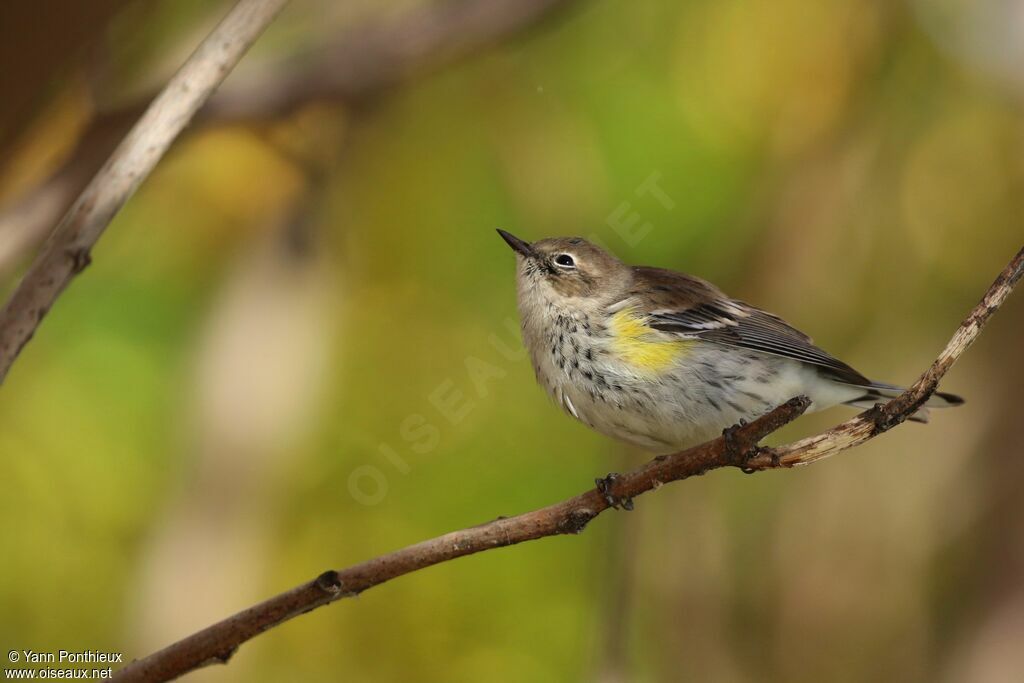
(609, 308, 692, 372)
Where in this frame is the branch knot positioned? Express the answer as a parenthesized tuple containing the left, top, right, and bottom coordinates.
(315, 570, 342, 595)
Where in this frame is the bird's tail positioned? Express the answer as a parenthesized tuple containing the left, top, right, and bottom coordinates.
(841, 381, 965, 424)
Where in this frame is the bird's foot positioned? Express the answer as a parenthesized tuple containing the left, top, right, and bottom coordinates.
(595, 473, 634, 511)
(743, 447, 781, 472)
(721, 418, 762, 473)
(721, 418, 747, 456)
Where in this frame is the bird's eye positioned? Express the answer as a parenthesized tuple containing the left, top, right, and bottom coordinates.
(554, 254, 575, 268)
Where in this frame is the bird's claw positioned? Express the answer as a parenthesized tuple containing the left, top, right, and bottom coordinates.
(739, 448, 761, 474)
(740, 447, 781, 473)
(722, 418, 763, 473)
(595, 473, 634, 511)
(721, 418, 747, 455)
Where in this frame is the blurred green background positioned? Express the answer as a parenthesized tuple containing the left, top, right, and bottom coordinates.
(1, 1, 1023, 681)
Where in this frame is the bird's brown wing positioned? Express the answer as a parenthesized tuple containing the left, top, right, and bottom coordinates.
(630, 266, 870, 385)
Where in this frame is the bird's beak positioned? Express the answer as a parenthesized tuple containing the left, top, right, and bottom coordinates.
(496, 229, 534, 258)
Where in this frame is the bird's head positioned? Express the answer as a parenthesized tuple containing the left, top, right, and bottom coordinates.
(496, 230, 631, 306)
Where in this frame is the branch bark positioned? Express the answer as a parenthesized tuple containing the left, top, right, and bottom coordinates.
(111, 245, 1024, 682)
(0, 0, 290, 384)
(0, 0, 579, 280)
(749, 245, 1024, 469)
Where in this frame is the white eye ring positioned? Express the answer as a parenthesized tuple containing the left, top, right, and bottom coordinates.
(554, 253, 576, 268)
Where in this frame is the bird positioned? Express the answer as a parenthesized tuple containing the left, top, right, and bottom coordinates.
(497, 229, 963, 454)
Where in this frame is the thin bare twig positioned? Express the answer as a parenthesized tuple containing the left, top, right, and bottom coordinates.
(111, 245, 1023, 682)
(0, 0, 579, 279)
(748, 245, 1024, 469)
(0, 0, 290, 384)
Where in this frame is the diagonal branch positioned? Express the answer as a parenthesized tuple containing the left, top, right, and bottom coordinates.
(746, 244, 1024, 469)
(201, 0, 580, 121)
(111, 244, 1023, 682)
(113, 399, 809, 683)
(0, 0, 290, 384)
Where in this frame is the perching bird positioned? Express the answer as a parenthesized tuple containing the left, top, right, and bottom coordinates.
(498, 230, 963, 454)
